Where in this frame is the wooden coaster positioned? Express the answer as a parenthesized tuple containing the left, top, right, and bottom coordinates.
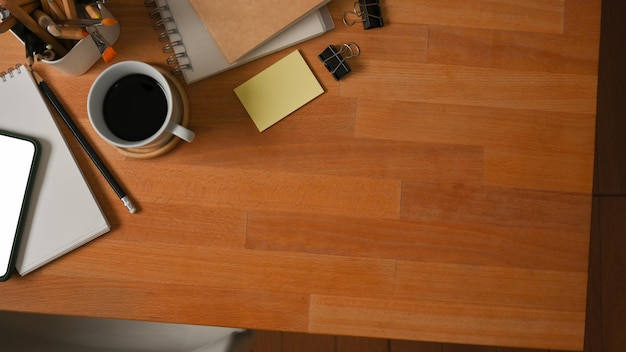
(116, 66, 190, 159)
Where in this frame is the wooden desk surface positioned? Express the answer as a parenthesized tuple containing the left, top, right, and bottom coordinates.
(0, 1, 600, 350)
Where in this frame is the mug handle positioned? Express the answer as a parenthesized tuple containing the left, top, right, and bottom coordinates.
(167, 122, 195, 143)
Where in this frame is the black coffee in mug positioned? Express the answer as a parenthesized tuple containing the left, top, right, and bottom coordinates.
(102, 74, 168, 141)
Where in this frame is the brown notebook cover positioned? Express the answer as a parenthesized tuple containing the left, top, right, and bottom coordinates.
(188, 0, 330, 63)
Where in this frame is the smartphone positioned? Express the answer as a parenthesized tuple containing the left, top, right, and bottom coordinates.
(0, 131, 40, 281)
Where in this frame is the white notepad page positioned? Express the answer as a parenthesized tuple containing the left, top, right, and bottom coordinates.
(0, 65, 109, 275)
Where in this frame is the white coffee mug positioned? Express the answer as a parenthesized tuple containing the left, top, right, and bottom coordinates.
(88, 61, 194, 149)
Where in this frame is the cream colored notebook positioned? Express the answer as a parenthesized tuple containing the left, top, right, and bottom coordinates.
(0, 65, 110, 275)
(188, 0, 331, 63)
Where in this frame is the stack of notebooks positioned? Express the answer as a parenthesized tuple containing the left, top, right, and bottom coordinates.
(149, 0, 334, 84)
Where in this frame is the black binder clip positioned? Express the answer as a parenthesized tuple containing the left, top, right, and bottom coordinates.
(318, 42, 361, 81)
(343, 0, 384, 30)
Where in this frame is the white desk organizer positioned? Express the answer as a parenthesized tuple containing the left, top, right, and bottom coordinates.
(43, 6, 120, 76)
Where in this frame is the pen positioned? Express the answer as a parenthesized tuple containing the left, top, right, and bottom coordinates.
(31, 69, 137, 214)
(56, 17, 117, 26)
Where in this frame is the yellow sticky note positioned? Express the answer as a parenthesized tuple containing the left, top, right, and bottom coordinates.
(234, 50, 324, 132)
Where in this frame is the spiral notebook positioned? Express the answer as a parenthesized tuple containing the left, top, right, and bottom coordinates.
(147, 0, 334, 84)
(0, 65, 110, 276)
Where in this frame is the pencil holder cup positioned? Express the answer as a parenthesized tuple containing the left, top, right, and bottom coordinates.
(42, 6, 120, 76)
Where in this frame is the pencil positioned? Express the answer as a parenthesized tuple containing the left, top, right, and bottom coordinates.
(1, 0, 68, 56)
(31, 69, 137, 214)
(0, 1, 40, 33)
(61, 0, 78, 19)
(46, 0, 67, 20)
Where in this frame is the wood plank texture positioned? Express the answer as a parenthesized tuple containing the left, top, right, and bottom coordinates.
(584, 198, 604, 352)
(254, 0, 623, 351)
(595, 0, 626, 195)
(342, 61, 597, 114)
(126, 163, 403, 218)
(427, 26, 598, 75)
(309, 295, 584, 350)
(246, 211, 588, 272)
(394, 261, 586, 311)
(385, 0, 565, 34)
(599, 198, 626, 352)
(42, 240, 397, 300)
(400, 183, 591, 234)
(589, 0, 626, 351)
(0, 0, 601, 350)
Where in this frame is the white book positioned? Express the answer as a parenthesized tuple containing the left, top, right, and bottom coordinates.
(0, 65, 110, 276)
(151, 0, 334, 84)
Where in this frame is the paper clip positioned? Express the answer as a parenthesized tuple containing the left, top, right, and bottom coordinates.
(318, 42, 360, 81)
(343, 0, 384, 30)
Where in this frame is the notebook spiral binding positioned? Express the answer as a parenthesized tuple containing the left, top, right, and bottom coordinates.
(0, 64, 23, 83)
(145, 0, 191, 76)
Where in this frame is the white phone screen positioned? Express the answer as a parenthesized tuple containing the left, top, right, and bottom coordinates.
(0, 132, 38, 280)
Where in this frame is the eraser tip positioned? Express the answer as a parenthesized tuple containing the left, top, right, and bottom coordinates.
(102, 47, 117, 63)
